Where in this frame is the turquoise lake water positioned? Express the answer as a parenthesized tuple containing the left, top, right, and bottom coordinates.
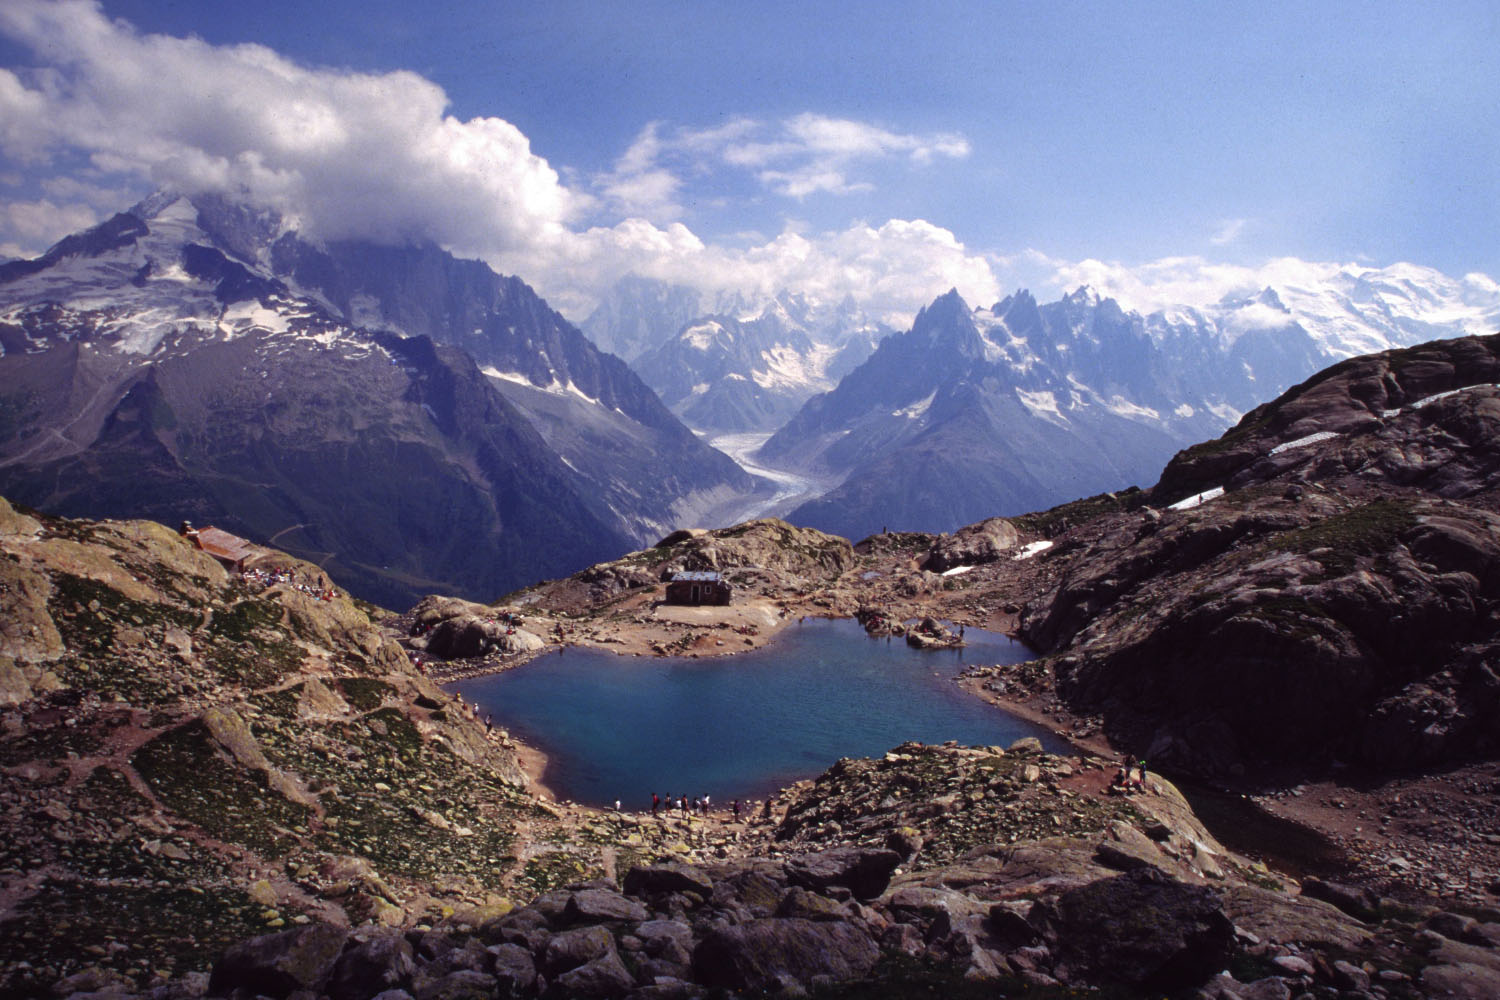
(450, 617, 1068, 808)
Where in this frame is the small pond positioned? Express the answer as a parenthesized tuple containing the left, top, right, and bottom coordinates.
(450, 617, 1068, 808)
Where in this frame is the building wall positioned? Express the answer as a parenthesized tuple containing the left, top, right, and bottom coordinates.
(665, 580, 731, 606)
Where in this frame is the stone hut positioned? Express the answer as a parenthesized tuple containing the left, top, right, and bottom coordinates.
(665, 571, 731, 606)
(183, 525, 256, 572)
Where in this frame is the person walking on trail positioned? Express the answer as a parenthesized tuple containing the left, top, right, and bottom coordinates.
(651, 792, 660, 817)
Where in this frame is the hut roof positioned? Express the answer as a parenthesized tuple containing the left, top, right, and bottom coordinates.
(193, 526, 255, 564)
(670, 571, 723, 583)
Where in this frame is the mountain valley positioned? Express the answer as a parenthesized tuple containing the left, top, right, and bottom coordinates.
(5, 333, 1500, 998)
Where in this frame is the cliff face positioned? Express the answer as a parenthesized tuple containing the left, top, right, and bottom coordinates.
(1014, 334, 1500, 777)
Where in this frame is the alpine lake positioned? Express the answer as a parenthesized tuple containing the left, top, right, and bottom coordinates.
(449, 617, 1069, 808)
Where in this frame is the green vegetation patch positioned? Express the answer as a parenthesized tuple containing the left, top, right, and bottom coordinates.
(1012, 487, 1147, 538)
(339, 677, 395, 712)
(52, 766, 231, 884)
(48, 572, 198, 653)
(206, 597, 283, 642)
(0, 712, 111, 767)
(248, 684, 302, 721)
(0, 880, 266, 998)
(1265, 499, 1418, 577)
(515, 851, 595, 897)
(201, 598, 306, 687)
(131, 721, 310, 857)
(241, 702, 526, 883)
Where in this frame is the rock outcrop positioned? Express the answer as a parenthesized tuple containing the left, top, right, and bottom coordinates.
(921, 516, 1020, 573)
(1015, 335, 1500, 777)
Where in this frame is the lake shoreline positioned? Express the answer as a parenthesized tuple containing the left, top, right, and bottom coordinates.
(450, 617, 1063, 809)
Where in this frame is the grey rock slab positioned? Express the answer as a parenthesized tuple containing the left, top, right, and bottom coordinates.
(208, 922, 349, 998)
(547, 951, 635, 999)
(328, 927, 416, 1000)
(542, 925, 617, 976)
(785, 847, 901, 900)
(691, 917, 878, 992)
(563, 888, 649, 925)
(1035, 867, 1233, 992)
(623, 863, 714, 898)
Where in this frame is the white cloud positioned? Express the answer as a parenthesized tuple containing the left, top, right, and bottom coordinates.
(516, 216, 1000, 327)
(0, 196, 109, 254)
(597, 113, 972, 218)
(0, 1, 996, 325)
(1209, 217, 1248, 246)
(719, 113, 969, 199)
(0, 0, 582, 257)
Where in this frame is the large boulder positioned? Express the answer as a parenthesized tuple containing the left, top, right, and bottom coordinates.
(623, 863, 714, 898)
(541, 925, 618, 976)
(328, 926, 416, 1000)
(425, 614, 544, 659)
(548, 951, 636, 999)
(487, 943, 537, 995)
(692, 918, 880, 992)
(208, 922, 350, 998)
(922, 517, 1020, 573)
(786, 847, 903, 900)
(1032, 867, 1234, 992)
(562, 888, 649, 925)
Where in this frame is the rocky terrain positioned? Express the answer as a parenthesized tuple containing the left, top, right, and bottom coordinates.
(6, 334, 1500, 998)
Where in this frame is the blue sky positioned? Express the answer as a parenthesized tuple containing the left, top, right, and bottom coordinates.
(1, 1, 1496, 321)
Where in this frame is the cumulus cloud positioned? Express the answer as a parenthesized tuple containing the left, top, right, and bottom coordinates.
(0, 196, 105, 259)
(0, 0, 581, 257)
(0, 1, 996, 322)
(520, 216, 1000, 326)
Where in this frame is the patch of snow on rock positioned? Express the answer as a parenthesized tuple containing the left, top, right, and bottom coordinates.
(892, 391, 936, 420)
(1012, 540, 1053, 561)
(1269, 430, 1340, 455)
(1168, 486, 1225, 511)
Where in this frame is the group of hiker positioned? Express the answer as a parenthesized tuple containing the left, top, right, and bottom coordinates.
(649, 792, 744, 823)
(1109, 754, 1150, 794)
(242, 565, 335, 601)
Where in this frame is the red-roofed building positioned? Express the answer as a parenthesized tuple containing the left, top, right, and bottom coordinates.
(188, 526, 256, 572)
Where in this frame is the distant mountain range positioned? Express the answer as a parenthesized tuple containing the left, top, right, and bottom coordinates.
(5, 192, 1496, 603)
(748, 272, 1500, 541)
(585, 281, 888, 434)
(0, 193, 753, 607)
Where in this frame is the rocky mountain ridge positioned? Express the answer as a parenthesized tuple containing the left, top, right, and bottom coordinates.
(759, 285, 1292, 541)
(8, 334, 1500, 998)
(0, 194, 752, 607)
(628, 291, 887, 434)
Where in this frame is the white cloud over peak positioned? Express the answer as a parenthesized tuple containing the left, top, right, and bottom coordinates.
(523, 216, 1000, 327)
(0, 0, 581, 255)
(0, 1, 996, 324)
